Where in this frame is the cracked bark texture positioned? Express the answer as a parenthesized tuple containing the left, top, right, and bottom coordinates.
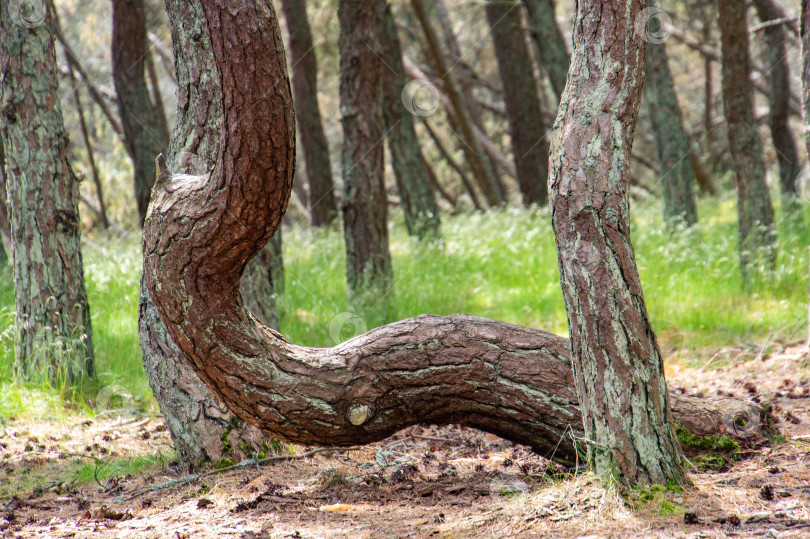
(487, 0, 549, 206)
(717, 0, 776, 280)
(548, 0, 686, 484)
(0, 3, 94, 382)
(0, 137, 8, 267)
(753, 0, 801, 212)
(643, 13, 697, 227)
(379, 1, 440, 239)
(137, 0, 266, 466)
(112, 0, 169, 226)
(279, 0, 337, 228)
(339, 0, 393, 325)
(144, 0, 773, 469)
(521, 0, 570, 99)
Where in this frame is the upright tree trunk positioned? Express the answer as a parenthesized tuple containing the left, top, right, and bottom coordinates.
(644, 19, 698, 227)
(548, 0, 686, 485)
(339, 0, 393, 325)
(803, 0, 810, 158)
(112, 0, 170, 227)
(279, 0, 338, 228)
(486, 0, 549, 206)
(1, 5, 94, 383)
(379, 1, 441, 239)
(717, 0, 776, 280)
(753, 0, 801, 213)
(521, 0, 570, 99)
(412, 0, 505, 206)
(138, 0, 267, 467)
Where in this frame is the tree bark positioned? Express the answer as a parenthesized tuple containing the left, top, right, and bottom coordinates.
(486, 0, 549, 207)
(112, 0, 170, 227)
(138, 0, 267, 467)
(0, 138, 8, 268)
(339, 0, 393, 325)
(644, 16, 698, 227)
(753, 0, 801, 213)
(1, 4, 94, 382)
(803, 0, 810, 159)
(379, 1, 441, 239)
(144, 0, 774, 473)
(241, 233, 284, 332)
(521, 0, 570, 99)
(716, 0, 777, 280)
(411, 0, 504, 207)
(548, 1, 686, 485)
(279, 0, 338, 228)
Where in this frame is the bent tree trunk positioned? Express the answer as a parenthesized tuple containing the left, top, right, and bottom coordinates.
(548, 1, 686, 484)
(1, 4, 94, 382)
(145, 0, 773, 468)
(138, 0, 267, 466)
(716, 0, 776, 279)
(112, 0, 170, 227)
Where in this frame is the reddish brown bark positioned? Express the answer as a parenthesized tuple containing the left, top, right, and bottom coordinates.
(145, 0, 773, 469)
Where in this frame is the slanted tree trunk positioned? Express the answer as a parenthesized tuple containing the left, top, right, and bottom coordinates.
(138, 0, 267, 467)
(1, 5, 94, 382)
(412, 0, 504, 206)
(0, 138, 8, 268)
(548, 1, 686, 485)
(279, 0, 338, 228)
(379, 1, 441, 239)
(112, 0, 170, 227)
(145, 0, 774, 472)
(716, 0, 777, 280)
(486, 0, 549, 206)
(753, 0, 801, 213)
(339, 0, 393, 324)
(521, 0, 569, 99)
(644, 13, 698, 227)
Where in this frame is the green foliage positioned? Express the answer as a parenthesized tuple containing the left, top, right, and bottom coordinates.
(675, 425, 740, 453)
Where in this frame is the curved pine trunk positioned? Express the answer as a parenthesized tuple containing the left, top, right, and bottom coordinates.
(487, 0, 549, 207)
(144, 0, 772, 471)
(548, 1, 686, 484)
(1, 5, 94, 382)
(112, 0, 169, 227)
(716, 0, 777, 279)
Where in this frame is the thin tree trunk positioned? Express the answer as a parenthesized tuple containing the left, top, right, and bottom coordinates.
(804, 0, 810, 158)
(1, 5, 94, 383)
(0, 138, 8, 268)
(145, 51, 171, 146)
(112, 0, 170, 227)
(411, 0, 504, 207)
(138, 0, 267, 467)
(339, 0, 393, 325)
(521, 0, 569, 98)
(486, 0, 549, 206)
(548, 1, 686, 485)
(753, 0, 802, 213)
(144, 0, 775, 474)
(422, 117, 482, 210)
(717, 0, 777, 280)
(379, 1, 441, 239)
(644, 14, 698, 227)
(241, 233, 284, 332)
(279, 0, 338, 228)
(65, 61, 110, 230)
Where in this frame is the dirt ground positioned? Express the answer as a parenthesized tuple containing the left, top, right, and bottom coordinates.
(1, 342, 809, 538)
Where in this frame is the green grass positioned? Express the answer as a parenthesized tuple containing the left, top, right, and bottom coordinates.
(0, 194, 808, 416)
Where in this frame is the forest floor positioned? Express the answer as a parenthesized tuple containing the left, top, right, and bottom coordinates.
(1, 342, 809, 538)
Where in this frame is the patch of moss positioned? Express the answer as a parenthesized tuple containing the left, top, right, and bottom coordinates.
(214, 458, 236, 469)
(675, 425, 739, 453)
(658, 501, 684, 516)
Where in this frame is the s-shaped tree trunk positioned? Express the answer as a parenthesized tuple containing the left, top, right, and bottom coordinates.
(548, 0, 686, 485)
(145, 0, 774, 470)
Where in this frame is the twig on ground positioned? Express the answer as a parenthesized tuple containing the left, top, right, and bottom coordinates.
(115, 446, 362, 503)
